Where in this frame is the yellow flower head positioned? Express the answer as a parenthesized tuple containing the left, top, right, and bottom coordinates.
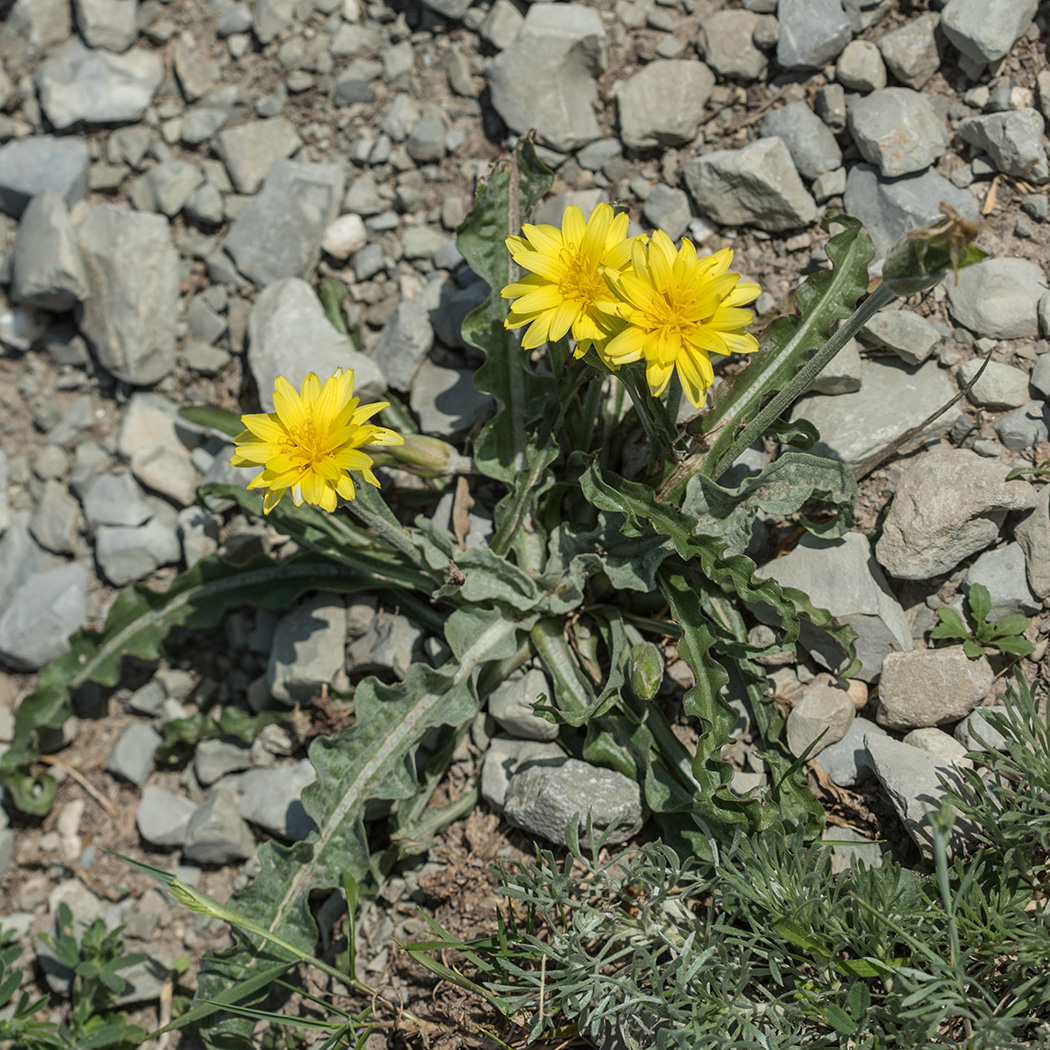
(501, 203, 640, 360)
(603, 232, 761, 409)
(231, 369, 403, 514)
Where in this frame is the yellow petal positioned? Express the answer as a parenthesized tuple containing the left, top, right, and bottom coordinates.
(561, 206, 585, 246)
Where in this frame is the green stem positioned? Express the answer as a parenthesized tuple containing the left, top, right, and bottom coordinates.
(702, 281, 896, 482)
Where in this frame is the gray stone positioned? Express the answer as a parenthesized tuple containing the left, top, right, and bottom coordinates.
(405, 114, 446, 163)
(876, 449, 1038, 579)
(481, 735, 565, 810)
(963, 543, 1041, 619)
(0, 562, 88, 670)
(76, 204, 180, 385)
(183, 787, 255, 865)
(0, 0, 72, 70)
(955, 706, 1011, 752)
(267, 595, 347, 705)
(182, 107, 229, 146)
(842, 0, 892, 32)
(130, 445, 200, 507)
(824, 825, 886, 874)
(401, 225, 449, 261)
(0, 512, 55, 614)
(486, 4, 606, 153)
(785, 675, 855, 758)
(216, 117, 301, 195)
(683, 137, 816, 233)
(940, 0, 1038, 65)
(754, 532, 911, 682)
(29, 481, 79, 556)
(957, 359, 1034, 410)
(957, 109, 1048, 185)
(234, 760, 317, 840)
(877, 13, 941, 90)
(777, 0, 852, 69)
(127, 681, 166, 716)
(480, 0, 523, 51)
(172, 34, 219, 101)
(617, 60, 714, 150)
(194, 739, 254, 785)
(697, 10, 766, 81)
(346, 611, 423, 679)
(847, 88, 947, 177)
(864, 732, 973, 862)
(488, 668, 558, 742)
(224, 159, 345, 286)
(1015, 485, 1050, 599)
(859, 308, 941, 365)
(35, 39, 163, 129)
(809, 335, 862, 393)
(758, 102, 842, 182)
(371, 300, 433, 392)
(0, 137, 90, 218)
(321, 213, 367, 260)
(836, 40, 886, 92)
(410, 359, 494, 437)
(252, 0, 296, 44)
(185, 182, 225, 226)
(641, 184, 691, 242)
(246, 278, 385, 412)
(74, 0, 137, 52)
(994, 401, 1050, 451)
(504, 758, 644, 846)
(146, 161, 203, 217)
(1031, 352, 1050, 398)
(791, 357, 959, 469)
(843, 163, 978, 259)
(10, 191, 89, 311)
(95, 512, 182, 586)
(903, 727, 972, 769)
(105, 722, 161, 787)
(815, 716, 886, 787)
(82, 471, 152, 529)
(186, 297, 227, 345)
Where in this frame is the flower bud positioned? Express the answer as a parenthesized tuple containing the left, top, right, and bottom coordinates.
(629, 641, 664, 701)
(366, 433, 472, 478)
(881, 203, 988, 296)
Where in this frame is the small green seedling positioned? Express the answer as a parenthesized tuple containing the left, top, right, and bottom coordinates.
(930, 582, 1034, 660)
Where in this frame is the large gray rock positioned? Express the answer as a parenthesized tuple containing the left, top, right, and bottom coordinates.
(791, 357, 959, 470)
(488, 668, 558, 742)
(847, 88, 947, 176)
(946, 258, 1047, 340)
(994, 401, 1050, 451)
(815, 716, 886, 787)
(267, 595, 347, 705)
(1014, 484, 1050, 599)
(876, 12, 941, 90)
(95, 512, 182, 587)
(0, 562, 89, 670)
(35, 38, 163, 129)
(136, 785, 196, 848)
(963, 543, 1041, 619)
(777, 0, 852, 69)
(843, 164, 978, 259)
(957, 109, 1048, 184)
(785, 675, 855, 758)
(74, 0, 138, 52)
(682, 137, 816, 232)
(246, 278, 385, 412)
(0, 512, 55, 615)
(183, 787, 256, 865)
(76, 205, 180, 385)
(754, 531, 911, 682)
(234, 760, 317, 840)
(410, 359, 494, 437)
(758, 102, 842, 181)
(864, 732, 973, 862)
(504, 758, 644, 846)
(481, 735, 565, 809)
(940, 0, 1038, 65)
(216, 117, 301, 195)
(836, 39, 886, 92)
(486, 4, 606, 153)
(956, 359, 1033, 410)
(0, 0, 72, 70)
(0, 137, 91, 218)
(876, 449, 1039, 580)
(370, 300, 433, 392)
(105, 722, 161, 787)
(697, 10, 766, 81)
(875, 647, 993, 730)
(859, 308, 941, 366)
(224, 159, 345, 286)
(617, 60, 715, 150)
(11, 191, 89, 311)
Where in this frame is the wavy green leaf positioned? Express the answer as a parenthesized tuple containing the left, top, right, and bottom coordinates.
(193, 609, 521, 1048)
(700, 213, 874, 477)
(1, 553, 373, 815)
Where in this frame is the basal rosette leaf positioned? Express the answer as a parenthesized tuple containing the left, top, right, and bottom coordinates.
(193, 610, 520, 1048)
(700, 213, 874, 477)
(1, 553, 374, 816)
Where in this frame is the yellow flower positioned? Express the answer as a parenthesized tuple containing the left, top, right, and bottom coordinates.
(501, 203, 639, 360)
(231, 369, 403, 514)
(602, 232, 761, 409)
